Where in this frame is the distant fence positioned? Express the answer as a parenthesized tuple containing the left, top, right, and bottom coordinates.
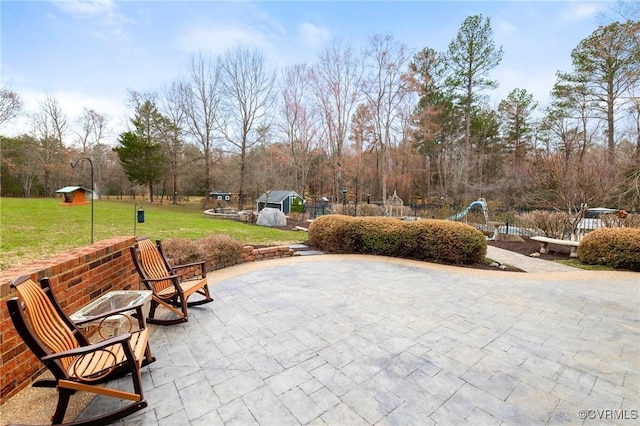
(468, 220, 627, 241)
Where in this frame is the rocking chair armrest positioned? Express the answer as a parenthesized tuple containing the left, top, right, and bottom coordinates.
(172, 260, 206, 270)
(41, 333, 133, 362)
(172, 260, 206, 278)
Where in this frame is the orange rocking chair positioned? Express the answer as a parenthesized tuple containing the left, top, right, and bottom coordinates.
(129, 237, 213, 325)
(6, 275, 155, 426)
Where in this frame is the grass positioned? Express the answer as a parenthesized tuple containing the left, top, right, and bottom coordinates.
(0, 197, 307, 270)
(555, 258, 615, 271)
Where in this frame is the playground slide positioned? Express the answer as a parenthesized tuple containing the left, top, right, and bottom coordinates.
(447, 198, 488, 222)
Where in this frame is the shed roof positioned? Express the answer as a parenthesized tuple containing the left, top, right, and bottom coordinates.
(256, 190, 300, 203)
(55, 186, 92, 194)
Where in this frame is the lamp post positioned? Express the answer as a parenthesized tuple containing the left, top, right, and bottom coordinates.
(311, 194, 317, 219)
(71, 157, 94, 244)
(342, 188, 347, 213)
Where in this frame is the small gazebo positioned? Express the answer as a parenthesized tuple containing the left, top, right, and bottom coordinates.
(385, 190, 404, 217)
(56, 186, 92, 206)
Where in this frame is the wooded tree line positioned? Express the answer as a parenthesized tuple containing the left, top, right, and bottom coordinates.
(2, 15, 639, 213)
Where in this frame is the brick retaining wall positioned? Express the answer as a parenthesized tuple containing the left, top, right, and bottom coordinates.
(0, 239, 296, 404)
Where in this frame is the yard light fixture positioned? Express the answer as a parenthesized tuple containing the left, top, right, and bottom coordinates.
(134, 203, 145, 235)
(71, 157, 94, 244)
(311, 194, 317, 218)
(342, 188, 347, 209)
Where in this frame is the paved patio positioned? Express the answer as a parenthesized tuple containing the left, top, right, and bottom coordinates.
(72, 255, 638, 424)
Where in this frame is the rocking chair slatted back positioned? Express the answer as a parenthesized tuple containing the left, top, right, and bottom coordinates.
(137, 237, 174, 294)
(14, 277, 80, 371)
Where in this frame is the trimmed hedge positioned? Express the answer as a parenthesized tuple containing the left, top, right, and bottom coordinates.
(578, 227, 640, 271)
(309, 215, 487, 265)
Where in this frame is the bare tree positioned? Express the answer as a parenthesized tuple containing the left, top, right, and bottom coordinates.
(75, 108, 107, 153)
(279, 63, 320, 200)
(181, 53, 221, 208)
(349, 103, 376, 206)
(1, 135, 39, 196)
(631, 94, 640, 160)
(160, 81, 187, 204)
(405, 47, 452, 204)
(309, 40, 363, 202)
(526, 148, 613, 215)
(31, 96, 68, 196)
(0, 83, 22, 128)
(363, 34, 410, 202)
(218, 47, 276, 210)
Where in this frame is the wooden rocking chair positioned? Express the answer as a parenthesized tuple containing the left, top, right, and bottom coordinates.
(6, 275, 155, 426)
(130, 237, 213, 325)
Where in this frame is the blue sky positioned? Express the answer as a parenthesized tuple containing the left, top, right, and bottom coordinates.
(1, 0, 617, 140)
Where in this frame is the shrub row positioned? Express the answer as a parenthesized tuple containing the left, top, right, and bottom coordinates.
(578, 228, 640, 271)
(308, 215, 487, 265)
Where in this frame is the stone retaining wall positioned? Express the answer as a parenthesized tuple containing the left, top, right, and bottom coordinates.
(0, 239, 296, 404)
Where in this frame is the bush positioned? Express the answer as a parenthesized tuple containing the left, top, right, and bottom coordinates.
(515, 210, 570, 238)
(195, 234, 243, 267)
(161, 238, 200, 264)
(288, 211, 306, 224)
(163, 234, 243, 267)
(600, 212, 640, 228)
(331, 203, 386, 217)
(309, 215, 486, 265)
(578, 227, 640, 271)
(624, 213, 640, 228)
(356, 203, 386, 217)
(290, 197, 305, 213)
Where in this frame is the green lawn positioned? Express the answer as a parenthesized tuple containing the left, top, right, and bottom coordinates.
(0, 197, 307, 270)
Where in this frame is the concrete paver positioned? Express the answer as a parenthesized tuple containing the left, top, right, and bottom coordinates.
(60, 256, 640, 424)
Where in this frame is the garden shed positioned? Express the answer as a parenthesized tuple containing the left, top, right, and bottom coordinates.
(56, 186, 92, 206)
(210, 191, 232, 203)
(256, 190, 303, 214)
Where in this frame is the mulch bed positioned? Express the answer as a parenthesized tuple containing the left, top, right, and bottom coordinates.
(488, 237, 574, 262)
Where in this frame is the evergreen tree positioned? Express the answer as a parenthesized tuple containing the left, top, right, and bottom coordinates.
(560, 20, 640, 164)
(498, 88, 538, 173)
(445, 15, 503, 197)
(113, 100, 168, 202)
